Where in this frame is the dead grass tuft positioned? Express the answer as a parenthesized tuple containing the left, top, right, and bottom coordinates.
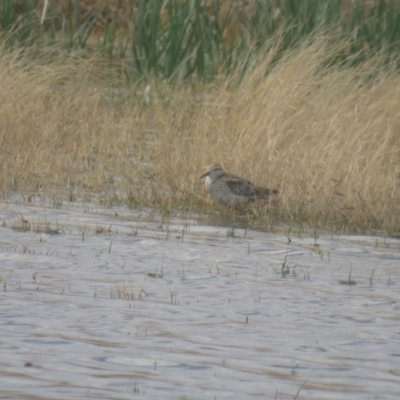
(0, 37, 399, 233)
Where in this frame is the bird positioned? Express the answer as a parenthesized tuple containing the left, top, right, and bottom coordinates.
(199, 163, 278, 207)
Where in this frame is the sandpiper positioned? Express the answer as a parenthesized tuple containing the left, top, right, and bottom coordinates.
(199, 163, 278, 207)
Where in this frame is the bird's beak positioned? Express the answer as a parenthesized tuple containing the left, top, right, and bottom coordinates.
(199, 172, 209, 179)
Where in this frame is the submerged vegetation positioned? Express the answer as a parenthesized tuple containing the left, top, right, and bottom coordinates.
(0, 0, 399, 234)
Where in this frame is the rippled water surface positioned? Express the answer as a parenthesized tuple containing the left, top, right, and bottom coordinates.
(0, 196, 399, 399)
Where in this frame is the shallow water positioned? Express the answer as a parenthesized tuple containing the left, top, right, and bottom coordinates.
(0, 196, 399, 399)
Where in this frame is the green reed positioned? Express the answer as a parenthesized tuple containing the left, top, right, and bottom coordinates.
(2, 0, 400, 80)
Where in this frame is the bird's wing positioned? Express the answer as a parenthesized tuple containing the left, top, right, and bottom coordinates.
(226, 175, 275, 198)
(225, 177, 257, 197)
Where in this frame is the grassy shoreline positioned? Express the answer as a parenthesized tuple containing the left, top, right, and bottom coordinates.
(0, 35, 399, 235)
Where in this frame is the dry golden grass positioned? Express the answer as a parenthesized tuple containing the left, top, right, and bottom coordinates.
(1, 38, 399, 234)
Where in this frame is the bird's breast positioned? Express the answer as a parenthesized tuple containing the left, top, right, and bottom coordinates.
(204, 176, 213, 192)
